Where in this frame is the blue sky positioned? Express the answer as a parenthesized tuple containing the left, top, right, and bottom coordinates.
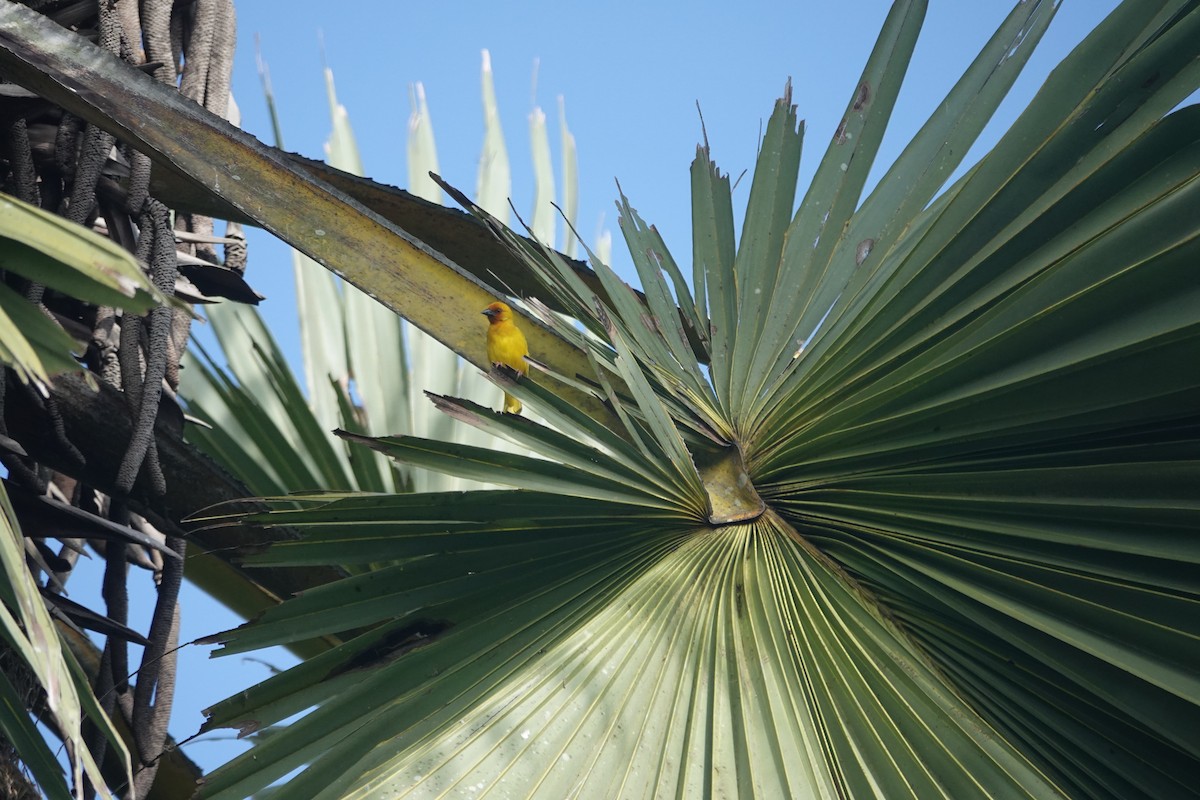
(92, 0, 1137, 779)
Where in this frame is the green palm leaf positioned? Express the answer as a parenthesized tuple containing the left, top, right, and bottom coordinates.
(0, 185, 163, 799)
(5, 0, 1173, 796)
(0, 194, 163, 389)
(0, 483, 130, 799)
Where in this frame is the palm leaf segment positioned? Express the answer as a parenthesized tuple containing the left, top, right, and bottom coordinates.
(196, 2, 1200, 798)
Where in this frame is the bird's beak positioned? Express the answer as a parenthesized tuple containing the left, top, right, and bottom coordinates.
(481, 309, 492, 317)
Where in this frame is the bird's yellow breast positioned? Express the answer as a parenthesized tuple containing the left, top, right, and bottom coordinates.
(486, 319, 529, 375)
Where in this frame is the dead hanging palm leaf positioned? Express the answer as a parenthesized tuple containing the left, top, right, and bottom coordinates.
(0, 1, 248, 797)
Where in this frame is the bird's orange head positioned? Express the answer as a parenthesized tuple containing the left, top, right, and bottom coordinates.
(482, 301, 513, 324)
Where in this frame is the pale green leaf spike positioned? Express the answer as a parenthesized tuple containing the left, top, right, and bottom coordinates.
(529, 102, 556, 247)
(407, 82, 442, 204)
(595, 227, 612, 266)
(559, 95, 579, 258)
(323, 67, 364, 176)
(476, 49, 512, 223)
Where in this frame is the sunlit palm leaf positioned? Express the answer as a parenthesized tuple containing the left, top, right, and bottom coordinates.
(314, 515, 1060, 800)
(143, 1, 1200, 798)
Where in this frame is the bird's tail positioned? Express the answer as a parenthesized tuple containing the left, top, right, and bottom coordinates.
(503, 392, 523, 415)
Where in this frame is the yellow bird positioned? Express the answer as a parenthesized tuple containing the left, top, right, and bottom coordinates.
(482, 301, 529, 414)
